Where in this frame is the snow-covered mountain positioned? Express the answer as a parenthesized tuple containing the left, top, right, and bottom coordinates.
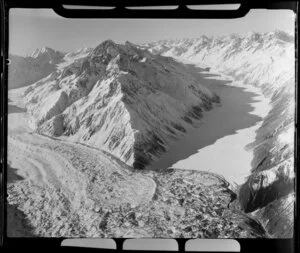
(8, 47, 65, 90)
(15, 40, 219, 169)
(8, 47, 94, 90)
(143, 31, 294, 94)
(30, 46, 65, 61)
(64, 47, 93, 59)
(144, 30, 295, 237)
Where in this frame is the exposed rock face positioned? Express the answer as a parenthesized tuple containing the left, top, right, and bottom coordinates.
(144, 31, 295, 237)
(16, 40, 219, 169)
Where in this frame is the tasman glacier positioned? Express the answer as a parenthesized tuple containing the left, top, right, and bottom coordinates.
(144, 30, 295, 237)
(11, 40, 219, 169)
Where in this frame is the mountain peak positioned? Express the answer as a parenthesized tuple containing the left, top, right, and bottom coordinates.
(101, 39, 117, 47)
(92, 39, 120, 56)
(245, 31, 261, 41)
(41, 46, 52, 52)
(267, 30, 294, 42)
(31, 46, 52, 57)
(97, 39, 119, 49)
(125, 41, 139, 48)
(30, 46, 65, 60)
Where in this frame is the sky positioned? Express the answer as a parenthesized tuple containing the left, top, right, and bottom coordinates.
(9, 8, 295, 56)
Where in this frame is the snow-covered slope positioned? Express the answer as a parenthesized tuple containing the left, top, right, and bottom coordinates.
(144, 30, 295, 237)
(14, 40, 219, 169)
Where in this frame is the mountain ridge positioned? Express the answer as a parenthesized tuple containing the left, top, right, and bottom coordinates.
(13, 39, 220, 169)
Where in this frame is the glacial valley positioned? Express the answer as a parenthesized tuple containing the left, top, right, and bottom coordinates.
(7, 31, 295, 238)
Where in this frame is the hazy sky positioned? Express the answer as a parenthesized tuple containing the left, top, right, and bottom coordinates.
(9, 8, 295, 56)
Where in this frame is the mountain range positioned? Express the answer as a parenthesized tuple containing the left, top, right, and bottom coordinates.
(8, 30, 295, 237)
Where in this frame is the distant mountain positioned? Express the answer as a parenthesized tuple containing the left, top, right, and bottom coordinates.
(8, 47, 95, 90)
(144, 30, 295, 238)
(63, 47, 93, 60)
(8, 47, 66, 90)
(30, 46, 65, 61)
(18, 40, 219, 169)
(143, 31, 294, 91)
